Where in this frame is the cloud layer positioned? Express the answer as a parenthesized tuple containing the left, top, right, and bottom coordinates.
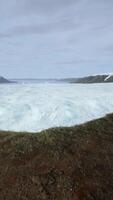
(0, 0, 113, 78)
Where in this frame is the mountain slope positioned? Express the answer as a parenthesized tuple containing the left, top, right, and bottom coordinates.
(62, 74, 113, 83)
(0, 76, 11, 83)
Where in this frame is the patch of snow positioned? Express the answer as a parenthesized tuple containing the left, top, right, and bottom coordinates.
(104, 73, 113, 81)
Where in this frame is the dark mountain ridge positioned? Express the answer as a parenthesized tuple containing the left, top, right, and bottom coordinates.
(61, 74, 113, 83)
(2, 74, 113, 84)
(0, 76, 11, 84)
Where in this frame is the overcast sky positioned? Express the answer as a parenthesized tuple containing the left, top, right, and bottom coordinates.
(0, 0, 113, 78)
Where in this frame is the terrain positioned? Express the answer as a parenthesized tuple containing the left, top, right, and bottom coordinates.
(62, 74, 113, 83)
(0, 113, 113, 200)
(3, 74, 113, 84)
(0, 76, 11, 83)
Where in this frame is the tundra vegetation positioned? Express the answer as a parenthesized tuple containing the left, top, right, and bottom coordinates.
(0, 114, 113, 200)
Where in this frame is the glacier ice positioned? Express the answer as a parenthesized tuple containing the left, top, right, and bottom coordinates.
(0, 83, 113, 132)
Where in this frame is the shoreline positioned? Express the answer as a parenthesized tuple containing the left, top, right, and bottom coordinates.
(0, 112, 112, 134)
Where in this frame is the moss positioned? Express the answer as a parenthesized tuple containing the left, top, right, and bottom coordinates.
(0, 113, 113, 200)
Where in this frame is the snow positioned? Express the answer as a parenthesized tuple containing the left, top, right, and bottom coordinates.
(104, 73, 113, 81)
(0, 83, 113, 132)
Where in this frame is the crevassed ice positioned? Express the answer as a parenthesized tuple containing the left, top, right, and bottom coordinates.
(0, 83, 113, 132)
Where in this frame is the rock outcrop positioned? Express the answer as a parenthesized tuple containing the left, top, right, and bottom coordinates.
(0, 76, 11, 83)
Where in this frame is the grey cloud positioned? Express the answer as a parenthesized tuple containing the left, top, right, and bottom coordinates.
(104, 45, 113, 52)
(0, 0, 78, 18)
(0, 0, 113, 78)
(53, 59, 99, 66)
(0, 33, 9, 38)
(0, 20, 81, 38)
(16, 0, 78, 14)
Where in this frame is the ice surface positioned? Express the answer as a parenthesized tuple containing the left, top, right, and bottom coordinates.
(0, 83, 113, 132)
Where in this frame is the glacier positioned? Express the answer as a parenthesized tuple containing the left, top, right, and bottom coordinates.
(0, 83, 113, 132)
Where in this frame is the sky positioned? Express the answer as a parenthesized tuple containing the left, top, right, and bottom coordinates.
(0, 0, 113, 78)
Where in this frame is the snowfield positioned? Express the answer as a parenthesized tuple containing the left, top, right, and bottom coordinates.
(0, 83, 113, 132)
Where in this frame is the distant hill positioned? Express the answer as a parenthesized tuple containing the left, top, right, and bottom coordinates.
(61, 74, 113, 84)
(3, 74, 113, 84)
(0, 76, 11, 84)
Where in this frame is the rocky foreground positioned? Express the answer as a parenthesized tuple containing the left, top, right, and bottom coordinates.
(0, 114, 113, 200)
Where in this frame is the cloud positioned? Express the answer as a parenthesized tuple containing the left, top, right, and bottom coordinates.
(0, 0, 113, 78)
(0, 20, 81, 39)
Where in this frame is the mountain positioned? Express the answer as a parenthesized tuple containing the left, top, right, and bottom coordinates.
(61, 74, 113, 84)
(0, 76, 11, 83)
(2, 74, 113, 84)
